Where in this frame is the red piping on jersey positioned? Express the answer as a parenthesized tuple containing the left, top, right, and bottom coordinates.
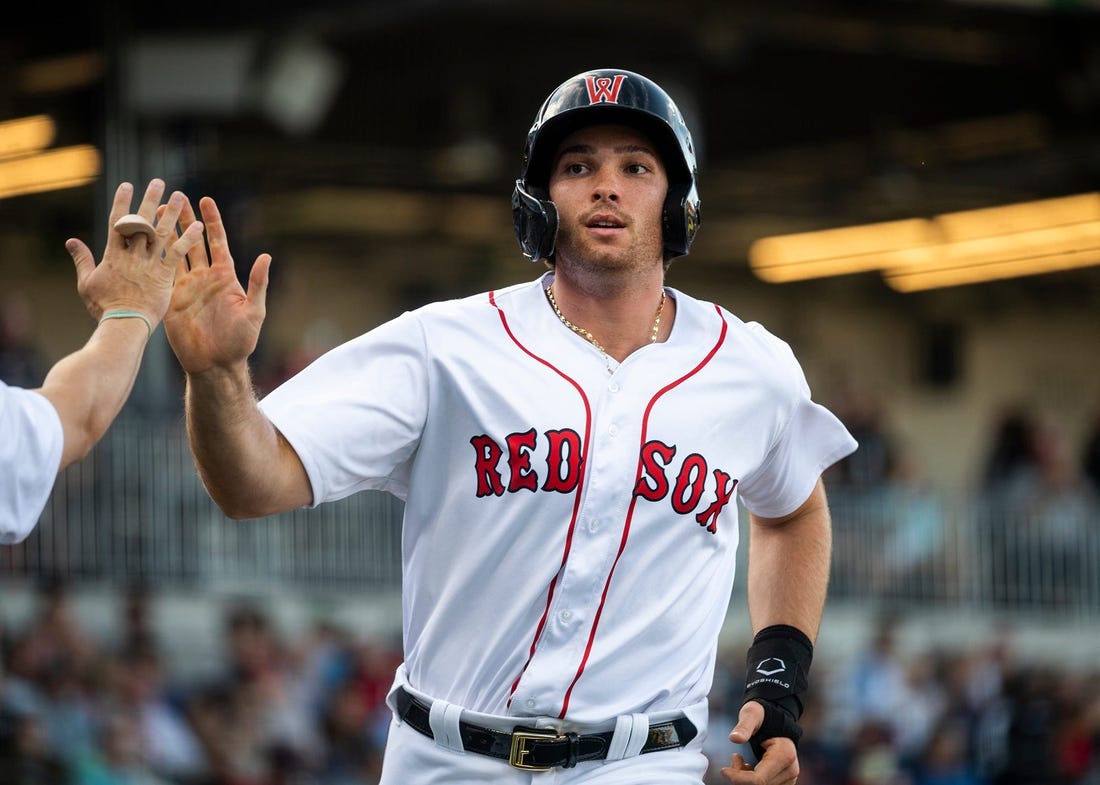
(487, 290, 593, 709)
(557, 304, 729, 718)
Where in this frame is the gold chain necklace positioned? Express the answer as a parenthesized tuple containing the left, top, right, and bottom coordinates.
(545, 283, 666, 373)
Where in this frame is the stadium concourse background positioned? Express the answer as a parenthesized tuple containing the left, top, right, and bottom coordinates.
(1, 2, 1100, 784)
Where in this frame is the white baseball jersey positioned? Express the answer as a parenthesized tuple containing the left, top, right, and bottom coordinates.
(1, 380, 63, 543)
(259, 271, 857, 726)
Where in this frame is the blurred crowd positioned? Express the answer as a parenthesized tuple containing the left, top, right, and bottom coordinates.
(824, 376, 1100, 508)
(1, 583, 1098, 785)
(0, 583, 393, 785)
(821, 381, 1100, 610)
(711, 615, 1100, 785)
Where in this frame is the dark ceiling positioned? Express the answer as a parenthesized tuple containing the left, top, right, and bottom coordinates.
(3, 0, 1099, 294)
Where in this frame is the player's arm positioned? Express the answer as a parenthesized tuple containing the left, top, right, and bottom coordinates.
(37, 319, 162, 470)
(745, 477, 831, 638)
(723, 478, 832, 785)
(184, 365, 311, 518)
(165, 194, 311, 519)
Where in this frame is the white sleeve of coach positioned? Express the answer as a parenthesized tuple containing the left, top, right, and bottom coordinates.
(0, 380, 64, 544)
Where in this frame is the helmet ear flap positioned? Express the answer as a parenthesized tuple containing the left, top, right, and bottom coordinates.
(663, 183, 701, 259)
(511, 180, 559, 263)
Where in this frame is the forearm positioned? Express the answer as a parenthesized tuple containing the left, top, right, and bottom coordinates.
(35, 318, 150, 470)
(746, 480, 832, 641)
(185, 364, 312, 518)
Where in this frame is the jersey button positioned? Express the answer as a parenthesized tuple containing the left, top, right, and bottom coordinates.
(608, 424, 619, 437)
(559, 610, 573, 623)
(608, 381, 620, 393)
(525, 699, 537, 710)
(587, 518, 600, 532)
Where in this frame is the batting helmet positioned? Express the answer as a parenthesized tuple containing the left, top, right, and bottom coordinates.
(511, 68, 702, 263)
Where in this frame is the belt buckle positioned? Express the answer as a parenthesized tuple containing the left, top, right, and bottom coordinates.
(509, 726, 563, 771)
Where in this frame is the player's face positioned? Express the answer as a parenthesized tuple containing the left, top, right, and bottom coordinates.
(548, 124, 668, 272)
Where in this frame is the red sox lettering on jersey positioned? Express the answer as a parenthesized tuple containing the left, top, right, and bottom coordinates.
(470, 429, 738, 534)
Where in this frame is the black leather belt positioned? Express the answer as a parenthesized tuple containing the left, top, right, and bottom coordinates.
(395, 686, 697, 771)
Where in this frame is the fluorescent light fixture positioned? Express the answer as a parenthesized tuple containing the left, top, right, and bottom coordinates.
(748, 219, 937, 282)
(0, 114, 101, 199)
(884, 193, 1100, 291)
(884, 245, 1100, 291)
(0, 114, 56, 160)
(935, 192, 1100, 241)
(0, 145, 102, 199)
(750, 192, 1100, 291)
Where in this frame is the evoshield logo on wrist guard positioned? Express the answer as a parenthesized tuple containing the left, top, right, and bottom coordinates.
(754, 657, 787, 676)
(747, 657, 792, 690)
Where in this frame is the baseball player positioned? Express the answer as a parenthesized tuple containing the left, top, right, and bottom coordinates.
(164, 68, 857, 785)
(1, 179, 204, 541)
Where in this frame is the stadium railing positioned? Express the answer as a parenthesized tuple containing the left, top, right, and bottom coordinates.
(2, 419, 1097, 618)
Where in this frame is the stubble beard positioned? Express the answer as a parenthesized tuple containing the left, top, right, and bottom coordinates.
(554, 223, 664, 295)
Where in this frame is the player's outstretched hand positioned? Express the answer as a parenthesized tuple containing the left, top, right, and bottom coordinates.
(164, 195, 272, 376)
(66, 179, 205, 328)
(722, 700, 800, 785)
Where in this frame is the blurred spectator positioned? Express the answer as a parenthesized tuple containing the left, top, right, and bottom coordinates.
(1011, 418, 1096, 607)
(344, 638, 400, 743)
(977, 408, 1097, 609)
(827, 381, 895, 490)
(992, 666, 1061, 785)
(289, 618, 354, 722)
(847, 719, 910, 785)
(70, 709, 174, 785)
(869, 450, 948, 601)
(187, 603, 324, 783)
(0, 292, 47, 389)
(786, 678, 850, 785)
(1051, 669, 1099, 784)
(960, 627, 1015, 781)
(13, 580, 99, 690)
(185, 680, 268, 784)
(1083, 397, 1100, 496)
(117, 583, 158, 656)
(254, 317, 342, 398)
(316, 678, 380, 785)
(703, 642, 747, 782)
(103, 642, 209, 783)
(981, 405, 1041, 498)
(0, 632, 48, 727)
(893, 650, 950, 765)
(912, 721, 985, 785)
(830, 615, 912, 744)
(961, 625, 1014, 715)
(33, 657, 96, 767)
(0, 709, 68, 785)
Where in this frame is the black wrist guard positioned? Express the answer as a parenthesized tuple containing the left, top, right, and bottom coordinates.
(740, 624, 813, 760)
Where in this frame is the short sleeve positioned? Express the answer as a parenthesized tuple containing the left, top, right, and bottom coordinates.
(735, 330, 858, 519)
(738, 394, 858, 518)
(0, 382, 63, 543)
(259, 311, 429, 505)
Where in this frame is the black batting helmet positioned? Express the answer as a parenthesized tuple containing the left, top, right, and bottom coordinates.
(511, 68, 701, 263)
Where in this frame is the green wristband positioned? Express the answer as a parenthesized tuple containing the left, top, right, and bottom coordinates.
(99, 309, 153, 337)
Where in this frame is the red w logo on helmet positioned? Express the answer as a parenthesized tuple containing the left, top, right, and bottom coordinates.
(584, 75, 626, 104)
